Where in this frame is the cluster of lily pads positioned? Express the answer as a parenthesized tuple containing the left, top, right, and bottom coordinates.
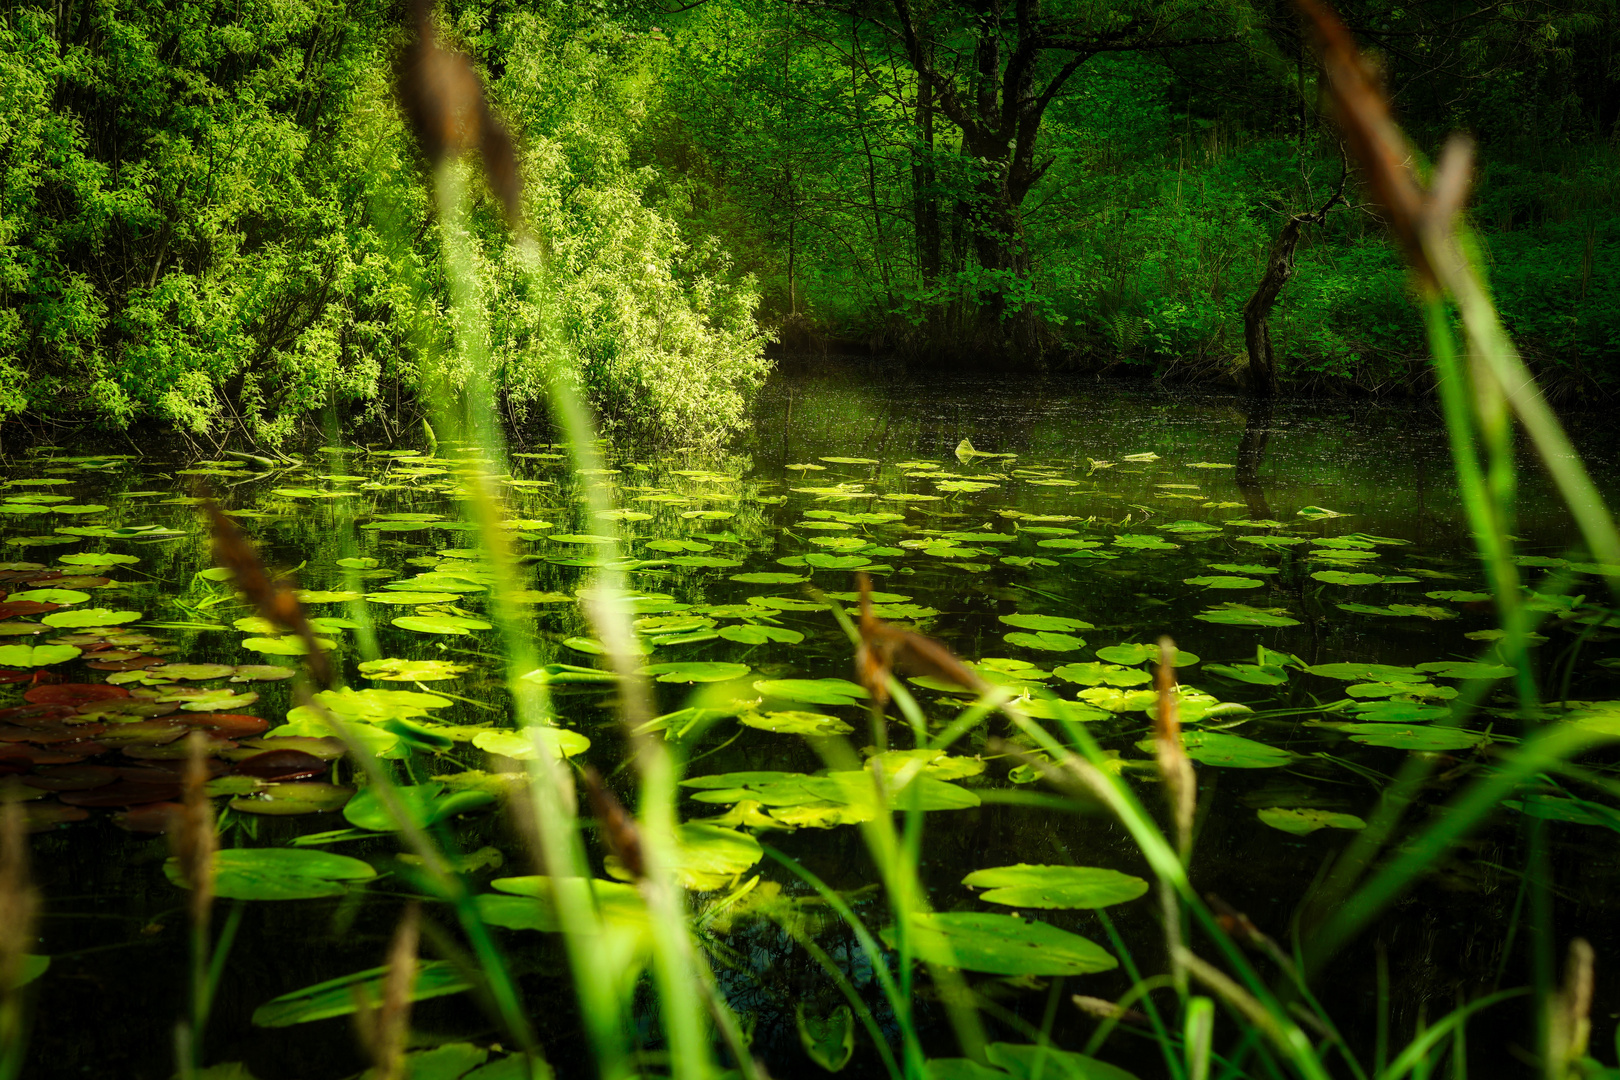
(3, 436, 1618, 1076)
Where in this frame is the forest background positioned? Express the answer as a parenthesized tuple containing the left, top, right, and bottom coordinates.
(0, 0, 1616, 446)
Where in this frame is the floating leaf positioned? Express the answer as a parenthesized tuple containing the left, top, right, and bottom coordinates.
(1194, 605, 1301, 628)
(1003, 631, 1085, 652)
(41, 608, 141, 627)
(391, 616, 492, 636)
(1337, 723, 1485, 750)
(1203, 663, 1289, 686)
(1051, 663, 1151, 688)
(737, 710, 854, 736)
(242, 636, 335, 656)
(252, 961, 472, 1027)
(886, 912, 1116, 976)
(1305, 662, 1424, 682)
(358, 658, 472, 681)
(753, 679, 870, 706)
(1257, 808, 1367, 835)
(343, 782, 495, 831)
(1415, 661, 1516, 680)
(962, 865, 1149, 909)
(167, 849, 377, 901)
(641, 662, 751, 684)
(0, 644, 81, 667)
(471, 728, 589, 760)
(1170, 731, 1291, 768)
(998, 614, 1093, 632)
(1184, 576, 1265, 590)
(1093, 644, 1199, 667)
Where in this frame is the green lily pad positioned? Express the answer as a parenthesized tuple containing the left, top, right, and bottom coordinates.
(343, 781, 496, 831)
(737, 710, 854, 736)
(57, 552, 139, 567)
(753, 678, 870, 706)
(962, 864, 1149, 909)
(6, 589, 90, 604)
(0, 644, 81, 667)
(641, 662, 751, 683)
(1257, 808, 1367, 835)
(230, 783, 354, 816)
(1174, 731, 1292, 768)
(1184, 576, 1265, 589)
(41, 608, 142, 627)
(471, 727, 590, 760)
(1415, 661, 1516, 680)
(886, 912, 1116, 976)
(548, 534, 616, 545)
(1338, 723, 1486, 750)
(1347, 700, 1451, 723)
(252, 960, 473, 1027)
(1202, 663, 1289, 686)
(242, 636, 335, 656)
(1194, 605, 1301, 628)
(1336, 603, 1457, 620)
(1051, 663, 1152, 687)
(729, 573, 808, 585)
(1093, 643, 1199, 667)
(1112, 535, 1178, 551)
(998, 614, 1094, 632)
(392, 616, 492, 635)
(358, 658, 473, 681)
(1305, 662, 1425, 682)
(1003, 631, 1086, 652)
(166, 848, 377, 901)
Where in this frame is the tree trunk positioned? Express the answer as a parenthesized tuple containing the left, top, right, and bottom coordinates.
(1242, 215, 1307, 397)
(912, 71, 940, 286)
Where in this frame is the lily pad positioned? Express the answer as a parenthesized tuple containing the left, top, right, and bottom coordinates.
(962, 864, 1149, 909)
(343, 781, 496, 832)
(1338, 724, 1486, 751)
(753, 678, 870, 706)
(0, 644, 81, 667)
(392, 616, 492, 636)
(1185, 576, 1265, 589)
(41, 608, 142, 627)
(358, 658, 473, 681)
(641, 662, 751, 684)
(997, 614, 1093, 633)
(1003, 631, 1086, 652)
(1173, 731, 1291, 768)
(737, 710, 854, 736)
(166, 848, 377, 901)
(1257, 808, 1367, 835)
(886, 912, 1116, 976)
(1194, 605, 1300, 628)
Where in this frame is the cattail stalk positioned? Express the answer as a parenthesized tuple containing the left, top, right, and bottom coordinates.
(1154, 637, 1196, 861)
(354, 903, 420, 1080)
(0, 801, 38, 1080)
(172, 731, 217, 1080)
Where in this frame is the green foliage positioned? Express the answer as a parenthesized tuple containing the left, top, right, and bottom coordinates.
(0, 0, 767, 443)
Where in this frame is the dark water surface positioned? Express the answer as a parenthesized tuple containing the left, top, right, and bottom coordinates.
(5, 371, 1620, 1078)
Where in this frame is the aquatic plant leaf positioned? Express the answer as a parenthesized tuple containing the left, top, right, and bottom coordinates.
(1427, 590, 1491, 602)
(1337, 723, 1485, 750)
(1336, 603, 1457, 620)
(737, 710, 854, 736)
(472, 727, 589, 760)
(1414, 661, 1516, 680)
(1207, 563, 1278, 575)
(641, 662, 751, 683)
(1305, 662, 1424, 682)
(7, 589, 90, 604)
(719, 624, 805, 646)
(1195, 605, 1301, 627)
(998, 614, 1093, 632)
(57, 552, 139, 567)
(41, 608, 141, 627)
(1051, 663, 1151, 688)
(1003, 631, 1085, 652)
(1203, 663, 1289, 686)
(1296, 506, 1346, 519)
(1503, 796, 1620, 831)
(241, 636, 335, 656)
(230, 783, 353, 816)
(358, 658, 472, 681)
(343, 781, 495, 831)
(391, 615, 492, 635)
(1234, 535, 1308, 548)
(251, 960, 472, 1026)
(1167, 731, 1292, 768)
(962, 864, 1149, 909)
(1348, 700, 1450, 722)
(730, 572, 807, 584)
(167, 848, 377, 901)
(796, 1003, 855, 1073)
(1093, 643, 1199, 667)
(1111, 535, 1178, 551)
(0, 644, 80, 666)
(1185, 576, 1265, 589)
(753, 678, 870, 706)
(230, 665, 297, 683)
(887, 912, 1116, 976)
(1257, 808, 1367, 835)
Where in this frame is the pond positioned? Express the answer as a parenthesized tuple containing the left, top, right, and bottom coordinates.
(3, 370, 1619, 1079)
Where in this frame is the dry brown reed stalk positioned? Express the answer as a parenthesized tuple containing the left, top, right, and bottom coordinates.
(1548, 937, 1594, 1078)
(1071, 995, 1149, 1026)
(0, 800, 37, 1005)
(1154, 637, 1196, 861)
(354, 903, 422, 1080)
(395, 0, 521, 224)
(204, 502, 333, 688)
(171, 732, 217, 930)
(583, 767, 645, 881)
(853, 571, 984, 706)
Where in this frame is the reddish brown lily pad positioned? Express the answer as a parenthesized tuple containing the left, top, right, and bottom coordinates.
(233, 749, 329, 781)
(0, 602, 60, 618)
(60, 780, 182, 807)
(77, 699, 179, 720)
(92, 720, 188, 746)
(0, 743, 93, 765)
(22, 765, 119, 791)
(24, 683, 129, 706)
(86, 655, 163, 672)
(184, 713, 270, 739)
(22, 802, 90, 831)
(122, 738, 237, 760)
(0, 721, 103, 744)
(0, 670, 36, 684)
(112, 802, 183, 833)
(0, 705, 77, 725)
